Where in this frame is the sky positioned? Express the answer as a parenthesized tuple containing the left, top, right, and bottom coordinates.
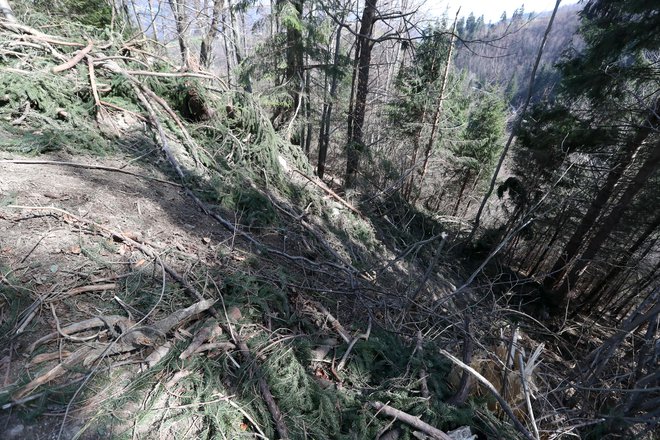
(426, 0, 581, 23)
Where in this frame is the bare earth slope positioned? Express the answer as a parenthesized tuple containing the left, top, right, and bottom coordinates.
(0, 153, 230, 439)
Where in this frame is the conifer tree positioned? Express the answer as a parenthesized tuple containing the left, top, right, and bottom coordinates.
(512, 0, 660, 310)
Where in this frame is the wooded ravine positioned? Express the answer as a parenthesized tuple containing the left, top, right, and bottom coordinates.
(0, 0, 658, 439)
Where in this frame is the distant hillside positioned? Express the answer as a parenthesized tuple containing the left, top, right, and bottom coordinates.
(454, 4, 581, 105)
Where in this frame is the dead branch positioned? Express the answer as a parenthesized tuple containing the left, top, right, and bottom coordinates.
(138, 84, 203, 165)
(337, 316, 371, 371)
(28, 315, 128, 353)
(0, 159, 182, 187)
(98, 100, 149, 122)
(185, 189, 355, 276)
(438, 348, 535, 440)
(0, 20, 84, 47)
(58, 283, 117, 300)
(179, 319, 222, 359)
(296, 296, 351, 343)
(10, 100, 29, 125)
(416, 331, 430, 399)
(123, 68, 227, 88)
(213, 298, 290, 439)
(448, 316, 473, 406)
(7, 205, 208, 303)
(13, 203, 290, 438)
(86, 55, 101, 108)
(192, 342, 236, 355)
(16, 298, 215, 401)
(14, 346, 92, 400)
(518, 352, 540, 440)
(130, 82, 187, 181)
(50, 303, 107, 342)
(52, 40, 93, 73)
(153, 299, 216, 334)
(233, 334, 289, 439)
(27, 351, 72, 367)
(293, 169, 364, 218)
(226, 399, 269, 440)
(371, 401, 452, 440)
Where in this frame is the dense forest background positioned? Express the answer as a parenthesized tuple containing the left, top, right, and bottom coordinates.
(0, 0, 658, 439)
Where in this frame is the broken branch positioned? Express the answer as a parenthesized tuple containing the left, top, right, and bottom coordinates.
(52, 40, 93, 73)
(371, 401, 452, 440)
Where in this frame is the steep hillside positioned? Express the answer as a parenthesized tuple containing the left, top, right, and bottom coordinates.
(0, 3, 657, 440)
(0, 15, 490, 440)
(454, 5, 582, 105)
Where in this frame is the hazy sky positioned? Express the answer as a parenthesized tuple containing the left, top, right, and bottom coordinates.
(426, 0, 581, 23)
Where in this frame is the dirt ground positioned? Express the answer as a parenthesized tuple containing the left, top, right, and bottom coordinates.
(0, 152, 234, 439)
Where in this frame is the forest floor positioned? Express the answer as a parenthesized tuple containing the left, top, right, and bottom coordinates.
(0, 147, 475, 440)
(1, 15, 654, 439)
(0, 152, 234, 439)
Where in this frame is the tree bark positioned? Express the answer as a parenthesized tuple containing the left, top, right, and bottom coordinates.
(146, 0, 160, 41)
(416, 9, 460, 195)
(345, 0, 378, 188)
(552, 141, 660, 308)
(227, 0, 251, 91)
(467, 0, 561, 243)
(580, 212, 660, 311)
(0, 0, 16, 22)
(317, 19, 344, 179)
(200, 0, 224, 69)
(543, 99, 660, 297)
(168, 0, 190, 67)
(285, 0, 304, 110)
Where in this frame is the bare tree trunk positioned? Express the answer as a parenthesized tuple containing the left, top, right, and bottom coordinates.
(200, 0, 223, 69)
(580, 212, 660, 311)
(304, 67, 312, 155)
(0, 0, 16, 22)
(552, 142, 660, 309)
(273, 0, 304, 134)
(416, 9, 460, 195)
(221, 7, 233, 83)
(528, 208, 572, 275)
(543, 99, 659, 298)
(317, 20, 344, 179)
(227, 0, 251, 91)
(147, 0, 160, 41)
(452, 172, 471, 216)
(285, 0, 304, 111)
(128, 0, 145, 36)
(168, 0, 190, 67)
(615, 267, 660, 320)
(345, 0, 378, 188)
(467, 0, 562, 242)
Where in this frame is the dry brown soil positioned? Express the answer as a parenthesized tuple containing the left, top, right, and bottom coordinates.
(0, 152, 233, 439)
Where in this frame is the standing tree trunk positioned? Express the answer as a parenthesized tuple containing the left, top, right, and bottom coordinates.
(452, 171, 471, 216)
(168, 0, 190, 67)
(303, 67, 312, 154)
(128, 0, 145, 37)
(274, 0, 304, 138)
(227, 0, 251, 91)
(345, 0, 378, 189)
(200, 0, 224, 69)
(551, 142, 660, 309)
(285, 0, 304, 111)
(579, 212, 660, 311)
(146, 0, 160, 41)
(542, 99, 660, 296)
(467, 0, 561, 243)
(0, 0, 16, 22)
(415, 9, 460, 195)
(317, 19, 344, 179)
